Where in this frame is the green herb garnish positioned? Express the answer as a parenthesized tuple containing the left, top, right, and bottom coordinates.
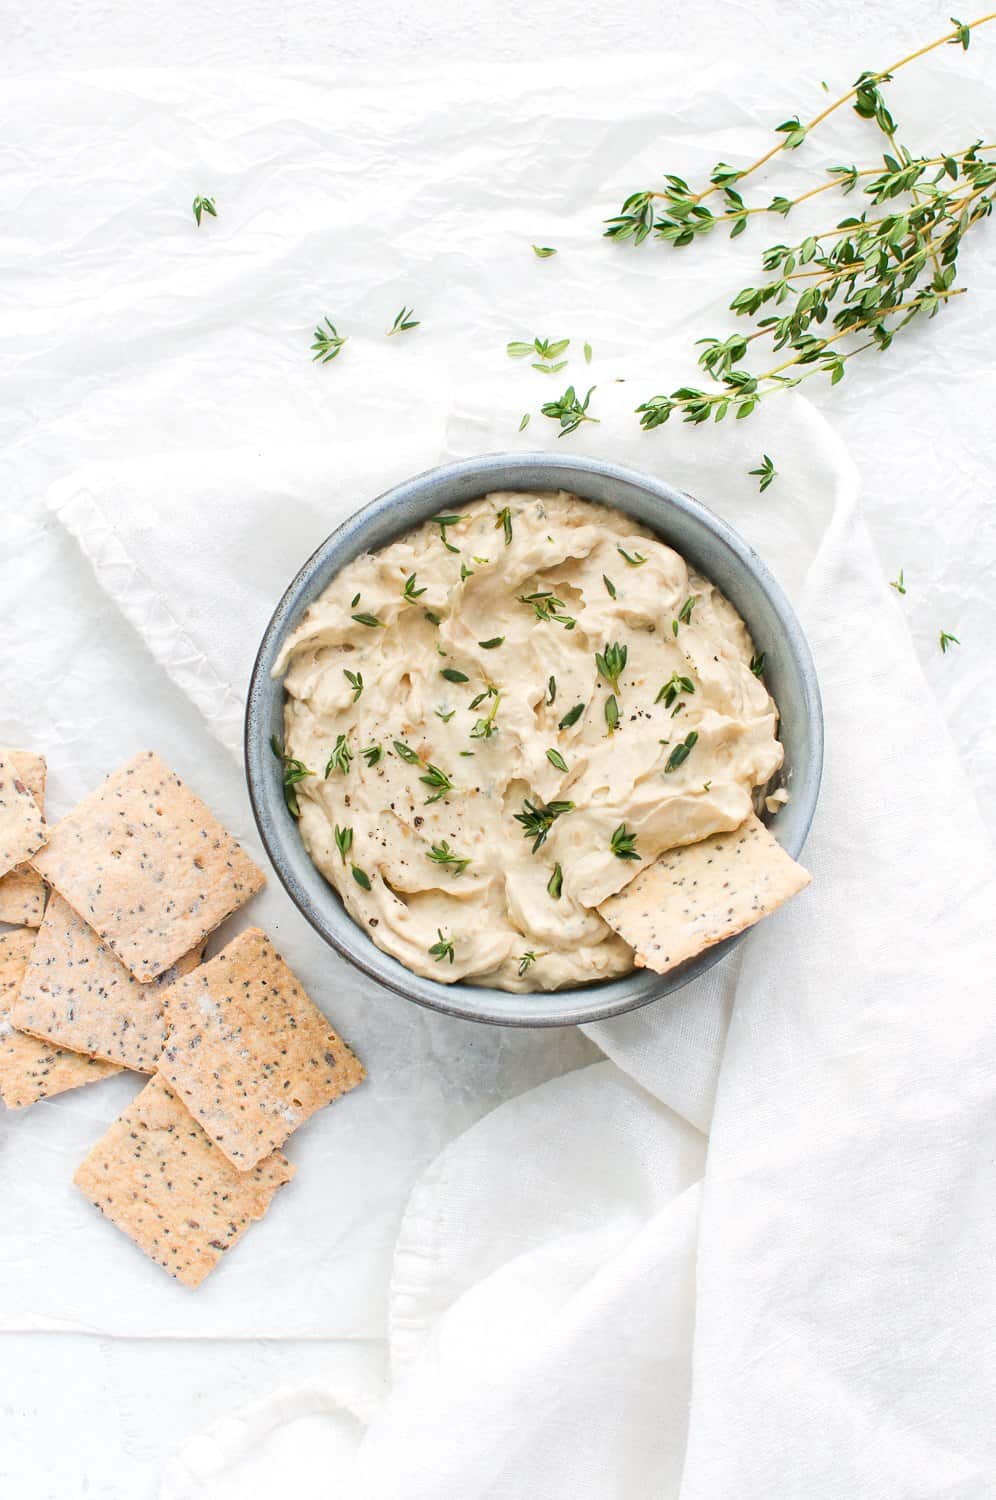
(420, 763, 454, 802)
(939, 629, 960, 653)
(558, 702, 585, 730)
(393, 740, 421, 763)
(351, 612, 382, 629)
(388, 305, 419, 336)
(656, 672, 695, 709)
(519, 412, 531, 431)
(310, 317, 347, 363)
(478, 636, 505, 649)
(610, 824, 641, 860)
(518, 591, 576, 629)
(890, 569, 907, 595)
(595, 641, 627, 694)
(547, 863, 564, 899)
(362, 743, 383, 767)
(584, 341, 593, 363)
(343, 669, 363, 702)
(429, 929, 455, 963)
(495, 507, 513, 546)
(402, 573, 426, 602)
(547, 676, 557, 704)
(428, 841, 471, 876)
(749, 652, 766, 678)
(325, 734, 353, 777)
(604, 695, 620, 732)
(603, 574, 617, 599)
(514, 798, 575, 853)
(749, 454, 778, 492)
(546, 748, 569, 772)
(664, 730, 699, 773)
(435, 707, 456, 723)
(541, 384, 598, 437)
(351, 865, 372, 891)
(430, 513, 461, 553)
(192, 195, 217, 226)
(470, 690, 501, 740)
(518, 951, 538, 976)
(269, 736, 312, 818)
(334, 825, 353, 862)
(617, 547, 646, 566)
(440, 667, 470, 683)
(531, 244, 557, 257)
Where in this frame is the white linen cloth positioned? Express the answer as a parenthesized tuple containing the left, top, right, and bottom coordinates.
(1, 49, 994, 1498)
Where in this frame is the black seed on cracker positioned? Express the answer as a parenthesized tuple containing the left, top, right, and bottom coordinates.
(73, 1074, 293, 1288)
(158, 927, 365, 1172)
(30, 751, 265, 982)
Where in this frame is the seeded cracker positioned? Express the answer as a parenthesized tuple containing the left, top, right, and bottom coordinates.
(0, 750, 47, 926)
(0, 930, 120, 1110)
(31, 751, 265, 982)
(0, 750, 47, 881)
(74, 1075, 294, 1288)
(598, 814, 810, 973)
(12, 893, 205, 1073)
(158, 927, 365, 1171)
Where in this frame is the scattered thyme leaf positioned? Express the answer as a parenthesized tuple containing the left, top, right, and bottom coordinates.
(749, 454, 778, 492)
(478, 636, 505, 649)
(440, 667, 470, 683)
(311, 317, 347, 364)
(325, 734, 353, 777)
(610, 824, 641, 860)
(192, 195, 216, 226)
(351, 612, 382, 628)
(269, 736, 312, 818)
(558, 702, 585, 730)
(361, 743, 383, 767)
(595, 641, 627, 693)
(584, 341, 593, 363)
(603, 574, 618, 599)
(495, 506, 513, 546)
(334, 825, 353, 862)
(532, 245, 557, 257)
(351, 865, 372, 891)
(939, 629, 960, 653)
(428, 929, 455, 963)
(547, 675, 557, 704)
(392, 740, 421, 764)
(518, 950, 538, 977)
(890, 569, 907, 595)
(420, 763, 454, 802)
(604, 694, 621, 732)
(617, 547, 647, 566)
(547, 863, 564, 899)
(388, 305, 419, 336)
(435, 707, 456, 723)
(513, 798, 575, 853)
(749, 652, 766, 678)
(665, 730, 699, 773)
(519, 412, 531, 431)
(428, 841, 471, 875)
(546, 748, 569, 772)
(540, 384, 598, 437)
(343, 669, 363, 702)
(656, 672, 695, 709)
(430, 513, 461, 553)
(402, 573, 427, 602)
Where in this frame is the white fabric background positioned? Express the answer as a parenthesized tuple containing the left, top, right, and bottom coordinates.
(1, 26, 995, 1500)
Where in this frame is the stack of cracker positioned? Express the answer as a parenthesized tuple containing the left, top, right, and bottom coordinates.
(0, 749, 363, 1288)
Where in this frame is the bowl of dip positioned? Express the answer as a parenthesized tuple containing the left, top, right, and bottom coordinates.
(245, 452, 822, 1027)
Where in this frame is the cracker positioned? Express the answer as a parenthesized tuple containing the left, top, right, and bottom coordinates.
(158, 927, 364, 1171)
(0, 930, 120, 1110)
(31, 751, 265, 982)
(12, 893, 205, 1073)
(598, 814, 811, 974)
(73, 1074, 294, 1288)
(0, 750, 48, 926)
(0, 749, 47, 881)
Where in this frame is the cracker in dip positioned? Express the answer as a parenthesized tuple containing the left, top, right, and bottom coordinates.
(274, 491, 785, 991)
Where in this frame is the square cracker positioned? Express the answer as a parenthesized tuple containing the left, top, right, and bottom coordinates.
(0, 750, 48, 926)
(158, 927, 365, 1171)
(12, 892, 205, 1073)
(31, 751, 265, 982)
(74, 1074, 294, 1288)
(0, 930, 120, 1110)
(598, 814, 810, 974)
(0, 749, 47, 881)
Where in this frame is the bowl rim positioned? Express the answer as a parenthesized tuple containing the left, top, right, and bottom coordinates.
(245, 450, 823, 1027)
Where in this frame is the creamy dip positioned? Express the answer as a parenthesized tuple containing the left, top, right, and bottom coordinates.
(274, 492, 783, 991)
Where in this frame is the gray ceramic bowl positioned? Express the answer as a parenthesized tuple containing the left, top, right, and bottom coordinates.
(246, 452, 822, 1027)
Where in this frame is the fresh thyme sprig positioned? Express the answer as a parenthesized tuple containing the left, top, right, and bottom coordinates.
(429, 929, 455, 963)
(325, 734, 353, 777)
(617, 547, 647, 566)
(470, 689, 501, 740)
(430, 513, 462, 553)
(311, 318, 348, 363)
(420, 764, 454, 802)
(507, 334, 571, 373)
(334, 825, 353, 862)
(362, 743, 383, 766)
(939, 629, 960, 652)
(518, 590, 577, 629)
(664, 730, 699, 773)
(402, 573, 426, 602)
(606, 16, 996, 424)
(541, 384, 598, 437)
(518, 951, 538, 976)
(595, 641, 627, 694)
(890, 569, 907, 594)
(344, 669, 364, 701)
(610, 824, 641, 860)
(514, 798, 575, 853)
(428, 841, 471, 875)
(388, 306, 419, 335)
(270, 736, 312, 818)
(750, 454, 778, 491)
(656, 672, 695, 709)
(495, 506, 514, 545)
(192, 195, 217, 226)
